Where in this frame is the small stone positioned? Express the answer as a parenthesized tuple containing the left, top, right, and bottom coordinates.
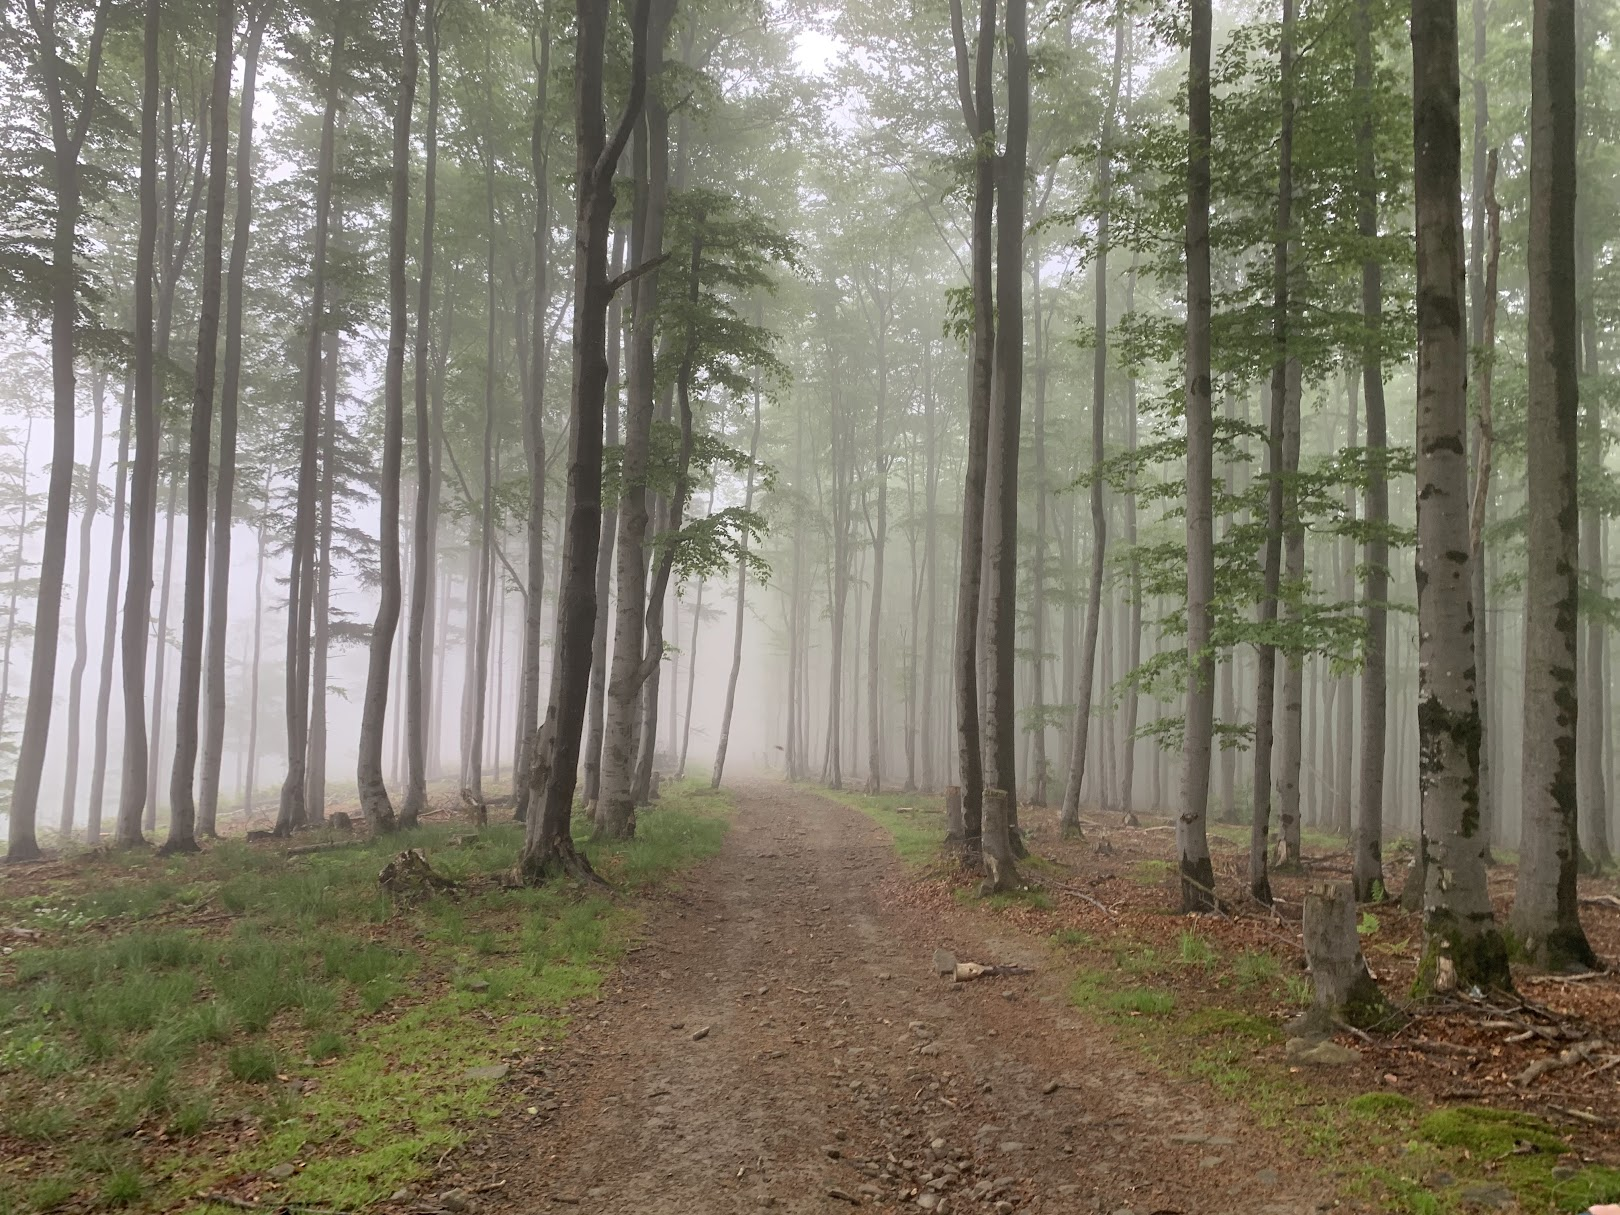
(1284, 1037, 1359, 1066)
(994, 1203, 1015, 1215)
(919, 1043, 941, 1056)
(833, 1128, 847, 1141)
(998, 1142, 1025, 1154)
(267, 1164, 295, 1181)
(916, 1194, 940, 1211)
(1042, 1079, 1061, 1095)
(930, 1137, 947, 1151)
(462, 1063, 509, 1082)
(439, 1190, 471, 1214)
(1459, 1183, 1514, 1209)
(826, 1188, 860, 1204)
(691, 1025, 711, 1040)
(1256, 1168, 1279, 1186)
(389, 1190, 411, 1203)
(1199, 1155, 1223, 1169)
(822, 1145, 842, 1159)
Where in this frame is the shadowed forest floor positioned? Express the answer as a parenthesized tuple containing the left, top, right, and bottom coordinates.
(3, 783, 1619, 1215)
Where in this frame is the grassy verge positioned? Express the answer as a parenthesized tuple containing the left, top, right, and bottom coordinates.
(0, 783, 731, 1214)
(809, 786, 948, 869)
(825, 788, 1619, 1215)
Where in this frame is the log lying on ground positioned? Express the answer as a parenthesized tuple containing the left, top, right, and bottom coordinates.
(1290, 880, 1401, 1038)
(930, 947, 1032, 982)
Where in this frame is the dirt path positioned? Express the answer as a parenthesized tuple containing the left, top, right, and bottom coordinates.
(475, 784, 1337, 1215)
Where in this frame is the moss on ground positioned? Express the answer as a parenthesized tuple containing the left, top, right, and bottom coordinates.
(0, 783, 731, 1214)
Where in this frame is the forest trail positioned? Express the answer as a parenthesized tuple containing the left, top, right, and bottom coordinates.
(482, 785, 1337, 1215)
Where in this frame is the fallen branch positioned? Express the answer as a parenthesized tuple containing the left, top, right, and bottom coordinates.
(285, 842, 359, 858)
(1578, 894, 1620, 912)
(1515, 1039, 1606, 1088)
(953, 960, 1034, 983)
(1048, 883, 1120, 920)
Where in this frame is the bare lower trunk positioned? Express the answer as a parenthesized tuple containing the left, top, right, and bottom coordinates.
(59, 369, 107, 840)
(88, 379, 133, 845)
(145, 474, 179, 832)
(242, 473, 271, 820)
(1179, 0, 1217, 913)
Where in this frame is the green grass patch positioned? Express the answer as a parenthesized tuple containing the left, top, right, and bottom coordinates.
(1129, 858, 1174, 886)
(0, 785, 733, 1213)
(811, 787, 947, 869)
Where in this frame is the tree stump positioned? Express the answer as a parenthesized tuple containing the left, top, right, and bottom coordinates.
(1291, 880, 1400, 1038)
(378, 848, 457, 897)
(944, 786, 964, 841)
(979, 787, 1020, 895)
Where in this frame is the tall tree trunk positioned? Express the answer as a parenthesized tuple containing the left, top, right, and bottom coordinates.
(1511, 0, 1596, 970)
(1277, 353, 1305, 868)
(1410, 0, 1512, 991)
(8, 0, 112, 860)
(918, 341, 940, 792)
(678, 489, 715, 780)
(199, 10, 266, 840)
(519, 0, 652, 881)
(242, 470, 272, 821)
(713, 368, 762, 789)
(1335, 372, 1359, 837)
(403, 5, 441, 827)
(307, 316, 340, 827)
(1061, 14, 1125, 835)
(515, 20, 552, 822)
(1118, 255, 1141, 815)
(583, 224, 625, 807)
(1, 429, 36, 765)
(1251, 0, 1296, 904)
(165, 0, 236, 854)
(145, 472, 178, 831)
(1352, 0, 1390, 902)
(278, 17, 346, 835)
(1467, 0, 1495, 859)
(865, 303, 890, 796)
(59, 367, 107, 840)
(116, 0, 163, 850)
(88, 379, 132, 845)
(356, 0, 419, 832)
(1179, 0, 1217, 912)
(599, 0, 675, 838)
(980, 0, 1027, 885)
(947, 0, 995, 849)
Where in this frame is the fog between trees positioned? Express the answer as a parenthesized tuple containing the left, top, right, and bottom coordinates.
(0, 0, 1612, 970)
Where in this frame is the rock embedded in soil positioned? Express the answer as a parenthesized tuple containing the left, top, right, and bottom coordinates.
(1284, 1037, 1359, 1066)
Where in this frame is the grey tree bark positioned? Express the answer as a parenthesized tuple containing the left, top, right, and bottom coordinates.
(58, 367, 106, 841)
(87, 378, 132, 845)
(6, 0, 112, 861)
(1510, 0, 1596, 971)
(1060, 14, 1124, 836)
(355, 0, 419, 833)
(164, 0, 236, 855)
(1410, 0, 1512, 993)
(403, 6, 441, 828)
(1352, 0, 1390, 903)
(1179, 0, 1217, 913)
(277, 16, 345, 836)
(199, 9, 266, 840)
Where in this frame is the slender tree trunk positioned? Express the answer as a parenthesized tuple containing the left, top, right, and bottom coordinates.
(356, 0, 419, 832)
(583, 225, 624, 807)
(0, 429, 36, 763)
(865, 307, 890, 796)
(980, 0, 1027, 883)
(403, 6, 441, 827)
(1352, 0, 1390, 902)
(115, 0, 163, 850)
(1335, 372, 1359, 837)
(278, 17, 346, 836)
(1411, 0, 1512, 991)
(947, 0, 995, 849)
(1118, 257, 1141, 815)
(164, 0, 236, 854)
(1179, 0, 1217, 912)
(307, 317, 340, 827)
(145, 473, 178, 832)
(678, 490, 715, 781)
(199, 11, 265, 840)
(88, 379, 132, 845)
(515, 20, 552, 822)
(919, 342, 940, 792)
(599, 0, 675, 838)
(519, 0, 652, 881)
(1061, 15, 1125, 835)
(1277, 352, 1305, 868)
(1511, 0, 1595, 970)
(7, 0, 111, 860)
(242, 470, 272, 821)
(59, 368, 107, 840)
